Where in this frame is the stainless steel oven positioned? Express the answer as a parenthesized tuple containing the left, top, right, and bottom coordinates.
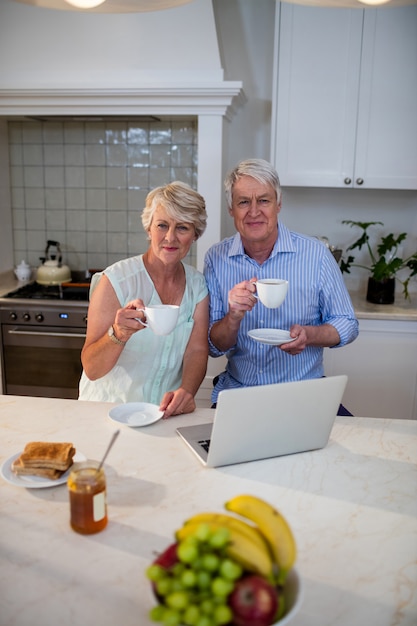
(0, 282, 89, 399)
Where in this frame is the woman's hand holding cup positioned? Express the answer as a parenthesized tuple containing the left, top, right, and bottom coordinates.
(136, 304, 180, 336)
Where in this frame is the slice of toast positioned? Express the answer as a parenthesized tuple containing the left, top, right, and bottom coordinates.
(19, 442, 75, 471)
(11, 456, 65, 480)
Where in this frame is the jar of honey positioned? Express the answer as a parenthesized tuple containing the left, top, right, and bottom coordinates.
(68, 461, 107, 534)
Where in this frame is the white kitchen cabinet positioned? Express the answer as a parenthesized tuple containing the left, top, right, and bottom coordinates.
(324, 319, 417, 419)
(271, 4, 417, 190)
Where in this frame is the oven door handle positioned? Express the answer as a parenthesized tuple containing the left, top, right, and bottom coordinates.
(8, 329, 86, 338)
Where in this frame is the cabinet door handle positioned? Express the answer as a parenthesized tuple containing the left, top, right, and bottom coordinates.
(344, 177, 352, 185)
(356, 178, 364, 185)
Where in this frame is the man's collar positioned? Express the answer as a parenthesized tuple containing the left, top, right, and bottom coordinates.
(228, 222, 295, 259)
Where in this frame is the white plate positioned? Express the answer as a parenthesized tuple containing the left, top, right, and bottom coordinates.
(108, 402, 164, 428)
(0, 450, 86, 489)
(248, 328, 297, 346)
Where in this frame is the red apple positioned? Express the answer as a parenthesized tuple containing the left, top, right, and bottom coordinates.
(228, 574, 280, 626)
(151, 542, 179, 601)
(153, 542, 179, 569)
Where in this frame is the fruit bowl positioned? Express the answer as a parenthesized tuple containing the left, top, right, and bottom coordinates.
(271, 568, 302, 626)
(146, 494, 300, 626)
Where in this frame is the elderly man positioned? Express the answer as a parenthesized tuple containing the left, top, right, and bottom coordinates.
(204, 158, 358, 413)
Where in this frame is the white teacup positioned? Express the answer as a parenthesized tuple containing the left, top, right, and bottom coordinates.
(255, 279, 288, 308)
(136, 305, 179, 336)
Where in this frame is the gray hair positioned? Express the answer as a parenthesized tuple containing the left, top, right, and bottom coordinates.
(224, 159, 282, 208)
(141, 181, 207, 239)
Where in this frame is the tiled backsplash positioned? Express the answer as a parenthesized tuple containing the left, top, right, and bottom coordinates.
(8, 118, 198, 273)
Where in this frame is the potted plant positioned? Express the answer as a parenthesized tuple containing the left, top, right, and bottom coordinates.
(340, 220, 417, 304)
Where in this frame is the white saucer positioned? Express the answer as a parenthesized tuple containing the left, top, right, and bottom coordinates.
(248, 328, 296, 346)
(108, 402, 164, 427)
(0, 450, 86, 489)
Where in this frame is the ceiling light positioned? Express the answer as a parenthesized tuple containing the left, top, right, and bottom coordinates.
(280, 0, 417, 7)
(64, 0, 106, 7)
(357, 0, 392, 4)
(11, 0, 195, 12)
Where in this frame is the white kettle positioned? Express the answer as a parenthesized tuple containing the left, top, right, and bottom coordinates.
(36, 241, 72, 286)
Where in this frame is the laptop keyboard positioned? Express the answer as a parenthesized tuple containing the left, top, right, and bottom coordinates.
(198, 439, 211, 453)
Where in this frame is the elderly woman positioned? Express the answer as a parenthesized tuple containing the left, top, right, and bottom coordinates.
(78, 181, 209, 417)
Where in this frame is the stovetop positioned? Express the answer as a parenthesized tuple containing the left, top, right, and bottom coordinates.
(2, 281, 89, 301)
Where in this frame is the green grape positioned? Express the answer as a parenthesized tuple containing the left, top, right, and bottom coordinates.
(219, 558, 243, 581)
(146, 564, 168, 582)
(201, 553, 220, 573)
(194, 523, 212, 542)
(171, 562, 186, 577)
(182, 604, 201, 626)
(156, 577, 173, 597)
(177, 539, 200, 564)
(195, 615, 215, 626)
(149, 603, 165, 622)
(161, 607, 182, 626)
(170, 578, 186, 593)
(196, 570, 212, 590)
(200, 598, 215, 615)
(192, 556, 204, 570)
(181, 568, 198, 588)
(213, 604, 233, 625)
(208, 527, 230, 550)
(211, 577, 234, 598)
(165, 590, 189, 611)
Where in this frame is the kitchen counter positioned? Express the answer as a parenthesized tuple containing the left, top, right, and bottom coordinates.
(0, 269, 22, 297)
(0, 395, 416, 626)
(349, 290, 417, 321)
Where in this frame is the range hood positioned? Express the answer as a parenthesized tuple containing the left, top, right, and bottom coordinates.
(0, 0, 244, 270)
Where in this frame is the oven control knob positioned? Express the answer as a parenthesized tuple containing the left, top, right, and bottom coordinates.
(35, 313, 44, 322)
(23, 313, 31, 322)
(9, 312, 18, 321)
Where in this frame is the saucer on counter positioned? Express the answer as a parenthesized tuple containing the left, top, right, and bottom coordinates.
(108, 402, 164, 427)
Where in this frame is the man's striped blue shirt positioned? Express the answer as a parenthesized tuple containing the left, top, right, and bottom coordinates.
(203, 222, 359, 402)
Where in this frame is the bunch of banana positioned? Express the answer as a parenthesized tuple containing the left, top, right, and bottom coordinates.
(225, 494, 297, 585)
(175, 494, 296, 586)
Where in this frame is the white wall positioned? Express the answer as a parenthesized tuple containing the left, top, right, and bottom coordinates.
(0, 0, 223, 87)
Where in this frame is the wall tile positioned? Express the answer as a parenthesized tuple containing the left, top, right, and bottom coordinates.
(85, 144, 106, 166)
(85, 167, 106, 188)
(26, 209, 46, 230)
(66, 188, 86, 210)
(44, 167, 64, 188)
(25, 188, 45, 209)
(45, 188, 66, 210)
(24, 166, 44, 187)
(44, 145, 65, 166)
(64, 144, 85, 166)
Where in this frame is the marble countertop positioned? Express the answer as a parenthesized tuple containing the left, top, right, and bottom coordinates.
(0, 394, 416, 626)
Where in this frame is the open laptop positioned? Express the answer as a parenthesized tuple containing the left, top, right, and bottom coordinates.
(176, 375, 348, 467)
